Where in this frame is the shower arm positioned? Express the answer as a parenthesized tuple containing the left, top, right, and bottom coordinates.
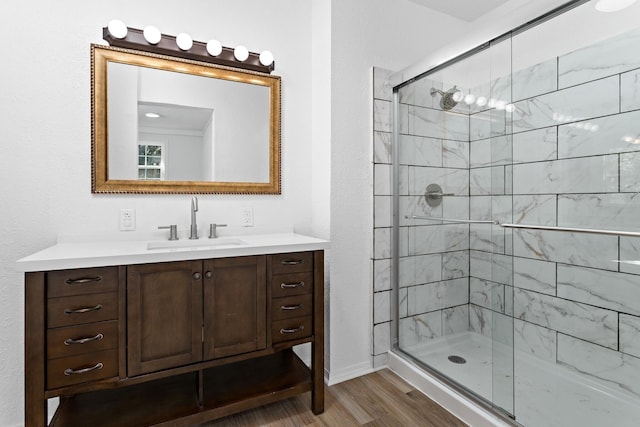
(406, 215, 640, 238)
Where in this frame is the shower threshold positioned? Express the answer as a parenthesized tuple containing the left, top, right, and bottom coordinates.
(399, 331, 640, 427)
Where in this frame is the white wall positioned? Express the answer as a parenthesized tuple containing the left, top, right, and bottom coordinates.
(327, 0, 469, 382)
(0, 1, 313, 425)
(1, 0, 469, 424)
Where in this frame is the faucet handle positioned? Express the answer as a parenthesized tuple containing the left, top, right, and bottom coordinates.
(208, 224, 227, 239)
(158, 225, 179, 241)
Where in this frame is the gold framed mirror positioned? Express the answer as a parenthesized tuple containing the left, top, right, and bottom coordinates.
(91, 44, 281, 194)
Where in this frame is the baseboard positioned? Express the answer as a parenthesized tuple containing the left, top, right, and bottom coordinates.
(326, 360, 377, 386)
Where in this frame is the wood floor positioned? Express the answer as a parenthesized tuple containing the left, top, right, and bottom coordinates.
(200, 369, 468, 426)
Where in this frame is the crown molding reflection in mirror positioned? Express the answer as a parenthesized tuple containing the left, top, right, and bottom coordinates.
(103, 20, 275, 74)
(91, 45, 281, 195)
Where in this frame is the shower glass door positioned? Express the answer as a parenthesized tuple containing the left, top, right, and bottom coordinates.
(395, 2, 640, 425)
(486, 35, 515, 418)
(395, 33, 516, 417)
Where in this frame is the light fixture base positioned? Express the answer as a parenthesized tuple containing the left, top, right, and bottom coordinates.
(102, 27, 275, 74)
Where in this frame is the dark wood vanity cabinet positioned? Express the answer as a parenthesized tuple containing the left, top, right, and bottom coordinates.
(203, 256, 267, 359)
(24, 250, 324, 427)
(127, 260, 203, 376)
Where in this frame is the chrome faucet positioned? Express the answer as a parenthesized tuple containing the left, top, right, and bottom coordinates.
(189, 196, 199, 239)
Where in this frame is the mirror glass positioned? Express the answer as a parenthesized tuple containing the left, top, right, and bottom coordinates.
(92, 45, 281, 194)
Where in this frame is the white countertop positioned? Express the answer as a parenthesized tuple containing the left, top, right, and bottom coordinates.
(16, 232, 330, 272)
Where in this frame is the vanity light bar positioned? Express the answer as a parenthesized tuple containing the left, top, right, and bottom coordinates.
(102, 26, 275, 74)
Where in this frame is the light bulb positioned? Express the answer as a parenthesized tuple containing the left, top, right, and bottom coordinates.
(234, 45, 249, 62)
(259, 50, 274, 66)
(143, 26, 161, 45)
(595, 0, 638, 12)
(452, 91, 464, 103)
(107, 19, 128, 39)
(176, 33, 193, 51)
(463, 94, 476, 105)
(476, 96, 488, 107)
(206, 40, 223, 56)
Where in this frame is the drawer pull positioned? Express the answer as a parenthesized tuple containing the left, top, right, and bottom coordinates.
(281, 304, 303, 311)
(65, 276, 103, 285)
(280, 325, 305, 334)
(64, 304, 102, 315)
(281, 259, 304, 266)
(64, 363, 104, 376)
(281, 281, 305, 289)
(64, 333, 104, 346)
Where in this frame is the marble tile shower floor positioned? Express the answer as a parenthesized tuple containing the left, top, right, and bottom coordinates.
(403, 331, 640, 427)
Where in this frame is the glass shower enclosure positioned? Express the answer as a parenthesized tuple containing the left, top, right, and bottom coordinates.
(392, 1, 640, 426)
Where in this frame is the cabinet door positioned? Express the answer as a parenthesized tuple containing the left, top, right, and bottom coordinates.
(127, 261, 203, 376)
(203, 256, 266, 359)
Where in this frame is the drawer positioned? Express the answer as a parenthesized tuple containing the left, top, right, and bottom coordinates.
(270, 252, 313, 275)
(272, 316, 312, 344)
(271, 272, 313, 298)
(47, 321, 119, 359)
(48, 292, 118, 328)
(47, 349, 118, 389)
(271, 294, 313, 321)
(48, 267, 119, 298)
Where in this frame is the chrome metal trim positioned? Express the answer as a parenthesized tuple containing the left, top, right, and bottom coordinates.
(408, 215, 640, 238)
(499, 223, 640, 238)
(406, 215, 497, 225)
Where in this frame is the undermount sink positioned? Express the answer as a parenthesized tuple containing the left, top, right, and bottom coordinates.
(146, 237, 246, 251)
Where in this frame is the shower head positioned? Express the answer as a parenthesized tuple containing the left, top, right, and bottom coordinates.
(430, 85, 462, 111)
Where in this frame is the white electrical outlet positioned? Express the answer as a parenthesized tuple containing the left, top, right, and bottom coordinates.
(119, 208, 136, 231)
(240, 207, 254, 227)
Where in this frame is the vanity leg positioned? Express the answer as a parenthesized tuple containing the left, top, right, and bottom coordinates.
(311, 251, 325, 414)
(25, 272, 47, 427)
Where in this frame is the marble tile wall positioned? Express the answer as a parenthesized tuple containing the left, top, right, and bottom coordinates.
(374, 25, 640, 393)
(372, 67, 394, 368)
(392, 64, 475, 352)
(464, 26, 640, 400)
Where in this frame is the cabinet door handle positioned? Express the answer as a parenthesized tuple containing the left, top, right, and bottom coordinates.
(64, 333, 104, 346)
(65, 276, 103, 285)
(280, 325, 304, 334)
(64, 304, 102, 315)
(64, 363, 104, 376)
(280, 281, 305, 289)
(193, 272, 202, 280)
(281, 259, 304, 266)
(280, 304, 303, 311)
(205, 271, 213, 279)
